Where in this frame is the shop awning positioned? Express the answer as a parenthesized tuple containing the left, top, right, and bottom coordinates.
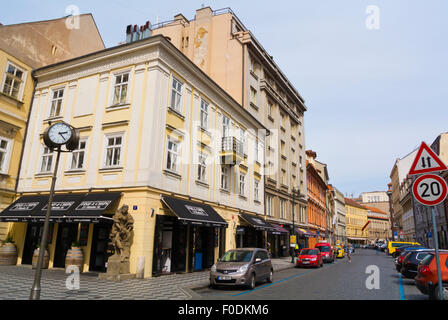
(70, 192, 121, 223)
(162, 196, 228, 227)
(269, 223, 289, 235)
(296, 228, 317, 238)
(0, 195, 48, 222)
(239, 212, 274, 231)
(0, 192, 121, 223)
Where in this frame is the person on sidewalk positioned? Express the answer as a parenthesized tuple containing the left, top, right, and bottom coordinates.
(347, 244, 352, 263)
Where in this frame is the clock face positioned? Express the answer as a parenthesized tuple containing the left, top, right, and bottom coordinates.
(48, 122, 72, 145)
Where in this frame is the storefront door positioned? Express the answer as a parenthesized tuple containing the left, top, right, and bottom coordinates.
(89, 224, 111, 272)
(22, 223, 54, 265)
(53, 223, 78, 268)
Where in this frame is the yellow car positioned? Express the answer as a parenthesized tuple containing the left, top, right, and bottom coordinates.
(387, 241, 420, 255)
(336, 245, 345, 258)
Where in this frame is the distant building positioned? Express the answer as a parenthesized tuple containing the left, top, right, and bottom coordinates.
(345, 198, 368, 245)
(363, 205, 391, 243)
(330, 185, 346, 243)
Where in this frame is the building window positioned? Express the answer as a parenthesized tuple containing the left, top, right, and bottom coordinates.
(70, 139, 87, 170)
(268, 101, 273, 117)
(170, 77, 183, 112)
(197, 152, 207, 182)
(0, 137, 12, 174)
(40, 146, 53, 173)
(254, 180, 259, 202)
(166, 138, 179, 172)
(200, 99, 208, 129)
(49, 88, 64, 118)
(222, 115, 230, 137)
(105, 134, 123, 167)
(280, 199, 286, 219)
(239, 173, 245, 196)
(254, 139, 259, 162)
(2, 62, 25, 100)
(112, 72, 129, 105)
(250, 87, 257, 105)
(266, 195, 273, 216)
(221, 165, 229, 190)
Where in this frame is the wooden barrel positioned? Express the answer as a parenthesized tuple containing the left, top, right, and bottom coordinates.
(65, 247, 84, 272)
(32, 248, 49, 269)
(0, 243, 18, 265)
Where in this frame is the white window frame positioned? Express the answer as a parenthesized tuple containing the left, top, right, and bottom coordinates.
(103, 133, 124, 168)
(48, 87, 65, 118)
(0, 136, 13, 174)
(69, 138, 87, 171)
(166, 136, 180, 173)
(222, 115, 230, 137)
(1, 61, 26, 101)
(254, 179, 259, 202)
(266, 195, 272, 216)
(39, 145, 54, 173)
(221, 165, 229, 191)
(111, 71, 130, 106)
(197, 152, 207, 182)
(170, 76, 183, 113)
(239, 172, 245, 196)
(200, 99, 208, 129)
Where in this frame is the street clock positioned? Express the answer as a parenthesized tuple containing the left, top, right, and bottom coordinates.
(43, 121, 79, 151)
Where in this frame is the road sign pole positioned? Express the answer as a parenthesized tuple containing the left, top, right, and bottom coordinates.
(431, 205, 444, 300)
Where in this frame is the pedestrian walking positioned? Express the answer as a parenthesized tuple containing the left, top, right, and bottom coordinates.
(347, 244, 352, 263)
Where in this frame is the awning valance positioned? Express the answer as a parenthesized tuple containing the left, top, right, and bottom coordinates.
(0, 192, 121, 223)
(268, 223, 289, 235)
(239, 212, 274, 231)
(162, 196, 228, 227)
(296, 228, 317, 238)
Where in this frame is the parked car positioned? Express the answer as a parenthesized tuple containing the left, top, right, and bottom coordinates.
(400, 249, 435, 279)
(336, 245, 345, 258)
(415, 251, 448, 300)
(315, 242, 334, 263)
(379, 243, 388, 252)
(387, 241, 421, 255)
(394, 251, 410, 272)
(296, 248, 323, 268)
(210, 248, 273, 290)
(392, 245, 427, 258)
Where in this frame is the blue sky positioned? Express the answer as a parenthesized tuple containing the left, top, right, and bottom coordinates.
(2, 1, 447, 197)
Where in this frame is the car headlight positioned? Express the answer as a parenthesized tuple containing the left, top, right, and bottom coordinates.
(238, 264, 249, 273)
(211, 264, 217, 272)
(311, 258, 317, 261)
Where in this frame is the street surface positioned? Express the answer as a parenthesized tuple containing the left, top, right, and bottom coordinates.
(195, 249, 426, 300)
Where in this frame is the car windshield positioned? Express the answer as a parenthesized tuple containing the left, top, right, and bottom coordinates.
(393, 243, 412, 248)
(301, 249, 319, 255)
(317, 246, 330, 252)
(220, 250, 253, 262)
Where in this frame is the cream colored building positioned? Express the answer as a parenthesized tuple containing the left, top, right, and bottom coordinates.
(4, 34, 267, 277)
(363, 205, 391, 243)
(331, 185, 346, 243)
(0, 14, 105, 241)
(345, 198, 368, 244)
(150, 7, 308, 255)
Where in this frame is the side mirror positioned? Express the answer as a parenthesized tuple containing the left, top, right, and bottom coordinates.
(255, 258, 262, 263)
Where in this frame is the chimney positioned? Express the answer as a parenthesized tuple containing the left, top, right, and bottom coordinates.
(126, 21, 152, 43)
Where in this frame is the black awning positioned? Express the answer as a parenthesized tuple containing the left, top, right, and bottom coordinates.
(239, 213, 274, 231)
(268, 223, 289, 235)
(161, 196, 228, 227)
(0, 195, 48, 222)
(37, 193, 87, 221)
(70, 192, 122, 223)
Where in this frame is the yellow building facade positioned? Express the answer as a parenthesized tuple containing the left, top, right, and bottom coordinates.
(344, 198, 368, 244)
(3, 35, 268, 278)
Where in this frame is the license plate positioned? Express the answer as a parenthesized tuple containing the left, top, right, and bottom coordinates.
(302, 261, 309, 264)
(218, 276, 231, 280)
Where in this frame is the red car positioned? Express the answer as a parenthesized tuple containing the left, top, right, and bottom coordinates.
(315, 242, 334, 263)
(296, 248, 323, 268)
(414, 251, 448, 300)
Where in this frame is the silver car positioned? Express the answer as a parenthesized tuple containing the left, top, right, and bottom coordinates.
(210, 248, 273, 289)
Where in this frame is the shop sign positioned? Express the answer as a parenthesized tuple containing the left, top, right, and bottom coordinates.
(10, 202, 39, 211)
(290, 235, 296, 245)
(41, 201, 75, 211)
(76, 200, 111, 210)
(185, 205, 208, 217)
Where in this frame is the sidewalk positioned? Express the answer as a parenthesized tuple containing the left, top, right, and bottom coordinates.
(0, 257, 295, 300)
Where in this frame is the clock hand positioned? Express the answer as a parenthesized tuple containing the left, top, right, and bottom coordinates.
(59, 131, 68, 139)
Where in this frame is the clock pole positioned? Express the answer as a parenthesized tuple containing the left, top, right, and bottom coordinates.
(29, 146, 62, 300)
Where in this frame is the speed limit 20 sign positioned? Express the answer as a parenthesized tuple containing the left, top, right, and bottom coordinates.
(412, 174, 448, 206)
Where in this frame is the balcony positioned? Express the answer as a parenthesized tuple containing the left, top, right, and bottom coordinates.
(220, 136, 244, 165)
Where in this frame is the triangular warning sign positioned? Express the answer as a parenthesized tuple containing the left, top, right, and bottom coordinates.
(408, 141, 448, 175)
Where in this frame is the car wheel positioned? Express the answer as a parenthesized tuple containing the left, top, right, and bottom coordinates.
(248, 273, 256, 290)
(267, 270, 273, 283)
